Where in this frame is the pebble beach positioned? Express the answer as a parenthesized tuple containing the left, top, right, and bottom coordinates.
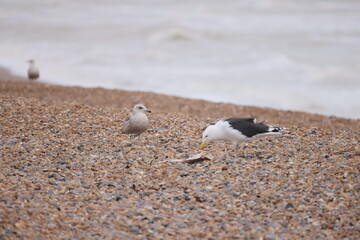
(0, 70, 359, 239)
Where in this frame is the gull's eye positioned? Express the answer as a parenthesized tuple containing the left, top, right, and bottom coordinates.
(205, 135, 208, 138)
(138, 106, 143, 109)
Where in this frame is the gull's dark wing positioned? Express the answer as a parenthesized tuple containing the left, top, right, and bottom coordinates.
(225, 118, 269, 137)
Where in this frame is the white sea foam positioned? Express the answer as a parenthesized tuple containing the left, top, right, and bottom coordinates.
(0, 0, 359, 119)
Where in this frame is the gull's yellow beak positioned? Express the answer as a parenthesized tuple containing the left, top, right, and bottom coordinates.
(200, 141, 207, 150)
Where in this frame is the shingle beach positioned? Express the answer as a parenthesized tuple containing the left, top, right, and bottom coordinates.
(1, 69, 359, 239)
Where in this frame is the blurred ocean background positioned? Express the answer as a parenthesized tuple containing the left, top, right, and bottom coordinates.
(0, 0, 359, 119)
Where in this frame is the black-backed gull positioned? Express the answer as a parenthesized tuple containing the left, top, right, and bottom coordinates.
(122, 104, 151, 135)
(200, 117, 283, 151)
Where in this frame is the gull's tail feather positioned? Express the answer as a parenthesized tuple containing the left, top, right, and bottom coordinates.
(269, 126, 282, 132)
(266, 126, 285, 135)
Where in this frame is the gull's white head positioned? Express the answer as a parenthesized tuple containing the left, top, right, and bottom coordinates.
(132, 104, 151, 114)
(200, 124, 218, 150)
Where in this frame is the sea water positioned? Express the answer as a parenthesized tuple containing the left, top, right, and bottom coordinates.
(1, 0, 359, 119)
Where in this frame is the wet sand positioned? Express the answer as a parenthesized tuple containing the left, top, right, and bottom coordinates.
(0, 70, 359, 239)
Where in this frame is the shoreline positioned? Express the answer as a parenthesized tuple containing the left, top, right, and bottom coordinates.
(0, 67, 358, 131)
